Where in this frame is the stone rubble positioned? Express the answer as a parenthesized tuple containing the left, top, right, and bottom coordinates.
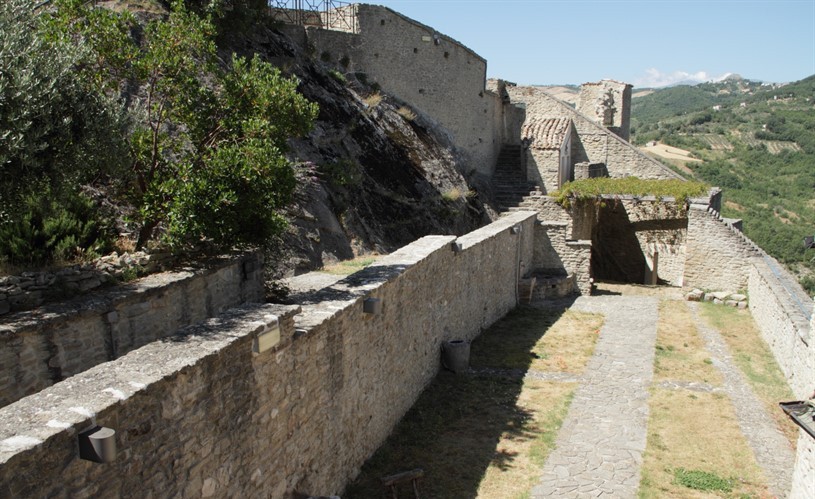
(685, 288, 749, 307)
(0, 251, 175, 317)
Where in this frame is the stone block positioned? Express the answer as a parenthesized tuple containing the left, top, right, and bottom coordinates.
(703, 294, 716, 302)
(725, 300, 738, 307)
(710, 291, 730, 300)
(730, 293, 747, 302)
(737, 301, 747, 309)
(686, 289, 704, 301)
(713, 298, 723, 305)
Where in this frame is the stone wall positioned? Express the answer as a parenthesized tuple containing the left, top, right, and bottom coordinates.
(684, 204, 761, 293)
(305, 5, 518, 175)
(576, 80, 632, 141)
(747, 258, 814, 499)
(0, 253, 264, 408)
(748, 259, 813, 398)
(0, 212, 537, 498)
(507, 85, 681, 193)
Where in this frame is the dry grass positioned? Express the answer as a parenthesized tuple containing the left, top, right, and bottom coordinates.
(472, 307, 604, 374)
(639, 388, 771, 498)
(653, 300, 722, 384)
(318, 255, 379, 275)
(698, 303, 799, 447)
(344, 305, 599, 498)
(363, 92, 382, 108)
(475, 381, 575, 498)
(397, 106, 417, 121)
(344, 374, 575, 499)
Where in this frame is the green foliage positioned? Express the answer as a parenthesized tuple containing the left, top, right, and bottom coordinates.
(328, 69, 347, 84)
(551, 177, 708, 207)
(47, 0, 318, 250)
(0, 189, 112, 266)
(632, 75, 815, 289)
(672, 468, 733, 492)
(0, 0, 127, 220)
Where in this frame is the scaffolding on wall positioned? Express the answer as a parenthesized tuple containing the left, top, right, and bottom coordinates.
(268, 0, 357, 33)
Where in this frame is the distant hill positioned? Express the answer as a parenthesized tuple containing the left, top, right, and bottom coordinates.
(630, 75, 815, 293)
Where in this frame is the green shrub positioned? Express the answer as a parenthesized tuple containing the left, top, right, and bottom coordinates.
(0, 0, 127, 221)
(0, 190, 112, 266)
(328, 69, 347, 84)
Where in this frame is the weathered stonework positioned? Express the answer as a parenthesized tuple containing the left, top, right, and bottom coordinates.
(506, 85, 681, 194)
(0, 253, 264, 408)
(301, 5, 522, 175)
(576, 80, 632, 141)
(0, 212, 537, 498)
(684, 204, 760, 293)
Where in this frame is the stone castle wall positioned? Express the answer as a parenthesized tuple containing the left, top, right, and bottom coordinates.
(576, 80, 632, 141)
(305, 5, 518, 175)
(747, 259, 814, 499)
(0, 212, 537, 498)
(507, 86, 681, 193)
(0, 253, 265, 408)
(684, 205, 760, 293)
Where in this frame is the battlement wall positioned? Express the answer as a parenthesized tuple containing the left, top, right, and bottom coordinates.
(0, 211, 537, 498)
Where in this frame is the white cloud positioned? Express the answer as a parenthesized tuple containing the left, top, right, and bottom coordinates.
(634, 68, 731, 88)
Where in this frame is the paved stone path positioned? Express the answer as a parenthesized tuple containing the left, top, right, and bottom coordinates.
(688, 302, 794, 498)
(521, 294, 795, 498)
(531, 295, 659, 498)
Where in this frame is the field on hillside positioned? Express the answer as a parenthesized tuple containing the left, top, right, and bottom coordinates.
(631, 75, 815, 293)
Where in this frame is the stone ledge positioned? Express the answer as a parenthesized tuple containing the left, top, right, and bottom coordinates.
(0, 303, 298, 466)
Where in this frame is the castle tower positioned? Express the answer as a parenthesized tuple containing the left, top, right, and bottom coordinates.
(576, 80, 632, 141)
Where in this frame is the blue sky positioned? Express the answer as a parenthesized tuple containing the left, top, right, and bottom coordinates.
(371, 0, 815, 87)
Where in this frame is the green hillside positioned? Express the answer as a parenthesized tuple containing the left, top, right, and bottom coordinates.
(631, 75, 815, 293)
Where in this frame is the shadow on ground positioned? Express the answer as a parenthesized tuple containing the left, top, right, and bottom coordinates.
(343, 304, 571, 498)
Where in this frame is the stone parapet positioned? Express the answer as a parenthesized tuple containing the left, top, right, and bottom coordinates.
(0, 252, 264, 408)
(0, 213, 537, 498)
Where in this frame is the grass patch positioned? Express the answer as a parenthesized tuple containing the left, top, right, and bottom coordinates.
(318, 255, 379, 275)
(654, 300, 722, 384)
(672, 468, 733, 493)
(471, 307, 604, 374)
(638, 388, 770, 498)
(328, 69, 347, 84)
(344, 374, 575, 499)
(698, 303, 798, 447)
(363, 92, 382, 108)
(345, 306, 596, 498)
(397, 106, 417, 121)
(551, 177, 708, 207)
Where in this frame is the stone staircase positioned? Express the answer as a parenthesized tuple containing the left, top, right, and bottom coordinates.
(492, 145, 541, 212)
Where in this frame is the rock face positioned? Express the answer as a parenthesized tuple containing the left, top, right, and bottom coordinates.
(227, 28, 493, 276)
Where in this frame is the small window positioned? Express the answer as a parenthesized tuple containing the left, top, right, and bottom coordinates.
(444, 52, 449, 59)
(413, 48, 418, 54)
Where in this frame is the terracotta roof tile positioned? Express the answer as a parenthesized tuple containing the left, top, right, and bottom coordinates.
(522, 117, 571, 150)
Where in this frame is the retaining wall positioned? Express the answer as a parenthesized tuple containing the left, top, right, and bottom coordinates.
(0, 253, 264, 408)
(0, 211, 537, 498)
(746, 253, 814, 498)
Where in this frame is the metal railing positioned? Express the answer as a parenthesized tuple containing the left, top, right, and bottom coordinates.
(268, 0, 357, 33)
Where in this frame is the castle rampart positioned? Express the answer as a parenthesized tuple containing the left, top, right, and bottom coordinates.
(301, 4, 521, 175)
(0, 253, 264, 408)
(0, 211, 537, 498)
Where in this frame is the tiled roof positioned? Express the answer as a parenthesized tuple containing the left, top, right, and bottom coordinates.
(522, 117, 571, 150)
